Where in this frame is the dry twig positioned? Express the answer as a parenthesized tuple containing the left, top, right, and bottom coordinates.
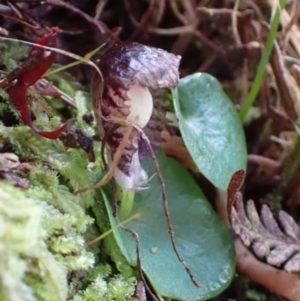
(235, 238, 300, 301)
(232, 195, 300, 272)
(270, 39, 298, 120)
(216, 181, 300, 301)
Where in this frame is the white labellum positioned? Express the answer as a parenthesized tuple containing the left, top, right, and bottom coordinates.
(125, 84, 153, 128)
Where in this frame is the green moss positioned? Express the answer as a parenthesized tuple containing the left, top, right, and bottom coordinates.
(0, 120, 137, 301)
(0, 42, 137, 300)
(0, 182, 68, 301)
(0, 41, 29, 71)
(70, 272, 136, 301)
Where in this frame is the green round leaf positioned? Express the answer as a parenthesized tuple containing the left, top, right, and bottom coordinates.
(103, 152, 235, 301)
(173, 73, 247, 190)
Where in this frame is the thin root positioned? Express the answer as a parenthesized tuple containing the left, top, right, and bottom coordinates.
(136, 126, 202, 288)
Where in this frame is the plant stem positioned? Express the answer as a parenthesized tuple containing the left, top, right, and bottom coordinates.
(117, 185, 135, 219)
(239, 0, 287, 121)
(85, 212, 141, 247)
(45, 44, 105, 76)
